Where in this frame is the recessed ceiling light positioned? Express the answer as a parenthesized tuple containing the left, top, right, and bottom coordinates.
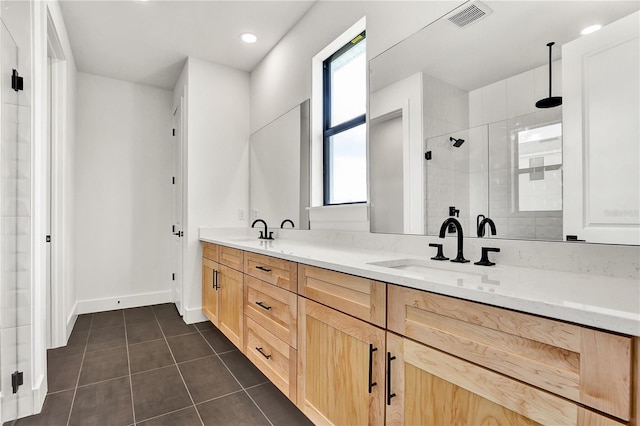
(581, 24, 602, 35)
(241, 33, 257, 44)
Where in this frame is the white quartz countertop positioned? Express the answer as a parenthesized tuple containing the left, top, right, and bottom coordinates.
(199, 230, 640, 336)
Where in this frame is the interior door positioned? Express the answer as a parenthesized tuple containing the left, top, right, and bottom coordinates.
(563, 11, 640, 244)
(171, 98, 184, 315)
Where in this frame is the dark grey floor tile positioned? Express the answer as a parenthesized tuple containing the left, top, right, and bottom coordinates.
(197, 392, 269, 426)
(73, 314, 92, 332)
(152, 303, 180, 320)
(91, 310, 124, 329)
(47, 353, 82, 393)
(219, 350, 267, 388)
(157, 316, 196, 338)
(86, 326, 126, 352)
(194, 321, 215, 331)
(201, 328, 235, 354)
(126, 320, 163, 344)
(137, 407, 201, 426)
(79, 346, 129, 386)
(129, 339, 174, 374)
(247, 383, 313, 426)
(131, 365, 192, 422)
(15, 389, 74, 426)
(178, 356, 241, 403)
(48, 330, 88, 359)
(124, 306, 156, 324)
(69, 377, 133, 426)
(167, 333, 213, 363)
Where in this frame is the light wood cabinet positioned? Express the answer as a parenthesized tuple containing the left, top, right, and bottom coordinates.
(245, 316, 297, 401)
(202, 257, 219, 325)
(217, 264, 244, 350)
(219, 245, 244, 271)
(244, 275, 297, 348)
(386, 332, 624, 426)
(298, 264, 386, 327)
(388, 284, 633, 421)
(297, 297, 385, 425)
(245, 252, 297, 292)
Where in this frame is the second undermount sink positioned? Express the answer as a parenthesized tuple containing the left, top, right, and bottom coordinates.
(367, 258, 500, 287)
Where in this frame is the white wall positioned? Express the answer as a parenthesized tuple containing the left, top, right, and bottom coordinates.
(74, 73, 173, 311)
(181, 57, 250, 322)
(251, 1, 464, 133)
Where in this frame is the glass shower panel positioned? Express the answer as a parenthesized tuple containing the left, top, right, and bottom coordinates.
(1, 18, 29, 422)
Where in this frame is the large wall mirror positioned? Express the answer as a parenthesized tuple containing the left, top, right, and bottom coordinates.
(369, 1, 639, 245)
(249, 99, 310, 230)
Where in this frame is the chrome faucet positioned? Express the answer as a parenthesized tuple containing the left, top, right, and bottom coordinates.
(251, 219, 274, 240)
(477, 217, 497, 237)
(280, 219, 295, 229)
(438, 217, 468, 263)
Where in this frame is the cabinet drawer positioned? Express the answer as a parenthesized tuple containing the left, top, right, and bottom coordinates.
(244, 316, 297, 403)
(386, 333, 625, 426)
(245, 252, 297, 292)
(298, 264, 386, 327)
(219, 246, 243, 271)
(202, 242, 218, 261)
(388, 284, 632, 420)
(245, 275, 297, 348)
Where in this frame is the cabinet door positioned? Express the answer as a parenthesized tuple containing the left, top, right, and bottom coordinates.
(297, 298, 385, 426)
(218, 264, 244, 350)
(202, 258, 219, 325)
(385, 333, 624, 426)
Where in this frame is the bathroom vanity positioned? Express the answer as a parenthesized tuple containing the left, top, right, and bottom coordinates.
(199, 231, 638, 426)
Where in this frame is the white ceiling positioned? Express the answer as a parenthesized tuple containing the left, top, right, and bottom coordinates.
(371, 1, 640, 92)
(59, 0, 316, 89)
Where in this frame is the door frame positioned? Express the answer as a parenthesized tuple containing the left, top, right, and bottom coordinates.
(171, 95, 186, 316)
(45, 7, 68, 349)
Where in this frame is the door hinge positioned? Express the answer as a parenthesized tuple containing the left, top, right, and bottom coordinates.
(11, 69, 23, 92)
(11, 371, 23, 393)
(172, 273, 175, 281)
(425, 151, 432, 160)
(172, 176, 175, 185)
(172, 225, 176, 233)
(46, 235, 51, 243)
(566, 235, 585, 242)
(172, 128, 175, 136)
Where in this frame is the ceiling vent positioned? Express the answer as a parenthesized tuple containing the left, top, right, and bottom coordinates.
(447, 2, 493, 28)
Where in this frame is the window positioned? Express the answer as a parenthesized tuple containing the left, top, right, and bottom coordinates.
(514, 121, 563, 212)
(323, 31, 366, 205)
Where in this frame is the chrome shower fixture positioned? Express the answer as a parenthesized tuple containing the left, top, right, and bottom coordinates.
(450, 137, 465, 147)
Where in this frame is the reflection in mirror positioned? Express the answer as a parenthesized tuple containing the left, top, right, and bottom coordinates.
(249, 100, 310, 230)
(369, 1, 639, 244)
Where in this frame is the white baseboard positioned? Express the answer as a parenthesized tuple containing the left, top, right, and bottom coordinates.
(76, 291, 172, 315)
(66, 302, 78, 341)
(32, 374, 47, 415)
(183, 306, 207, 324)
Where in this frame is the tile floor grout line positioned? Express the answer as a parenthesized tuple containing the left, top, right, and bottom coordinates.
(192, 388, 245, 407)
(194, 327, 275, 426)
(65, 313, 92, 426)
(153, 308, 206, 426)
(123, 310, 138, 425)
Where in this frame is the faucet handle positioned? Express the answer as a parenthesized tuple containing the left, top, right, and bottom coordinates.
(429, 243, 449, 261)
(258, 230, 264, 239)
(474, 247, 500, 266)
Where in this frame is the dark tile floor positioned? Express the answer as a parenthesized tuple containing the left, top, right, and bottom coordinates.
(6, 304, 313, 426)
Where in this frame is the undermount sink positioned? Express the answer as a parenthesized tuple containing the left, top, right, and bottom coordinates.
(367, 258, 500, 286)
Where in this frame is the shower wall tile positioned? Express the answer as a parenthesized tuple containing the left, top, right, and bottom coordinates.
(1, 325, 33, 421)
(506, 70, 535, 119)
(480, 80, 506, 124)
(468, 89, 482, 127)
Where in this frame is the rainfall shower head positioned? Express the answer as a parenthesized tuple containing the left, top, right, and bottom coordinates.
(535, 42, 562, 109)
(450, 137, 465, 147)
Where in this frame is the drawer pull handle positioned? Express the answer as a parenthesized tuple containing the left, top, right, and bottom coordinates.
(368, 344, 378, 393)
(255, 266, 272, 273)
(256, 347, 271, 359)
(387, 352, 396, 405)
(255, 301, 272, 311)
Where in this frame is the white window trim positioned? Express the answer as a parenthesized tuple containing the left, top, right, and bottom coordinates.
(310, 16, 366, 208)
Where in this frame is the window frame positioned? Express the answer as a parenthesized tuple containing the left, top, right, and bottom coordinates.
(322, 31, 367, 206)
